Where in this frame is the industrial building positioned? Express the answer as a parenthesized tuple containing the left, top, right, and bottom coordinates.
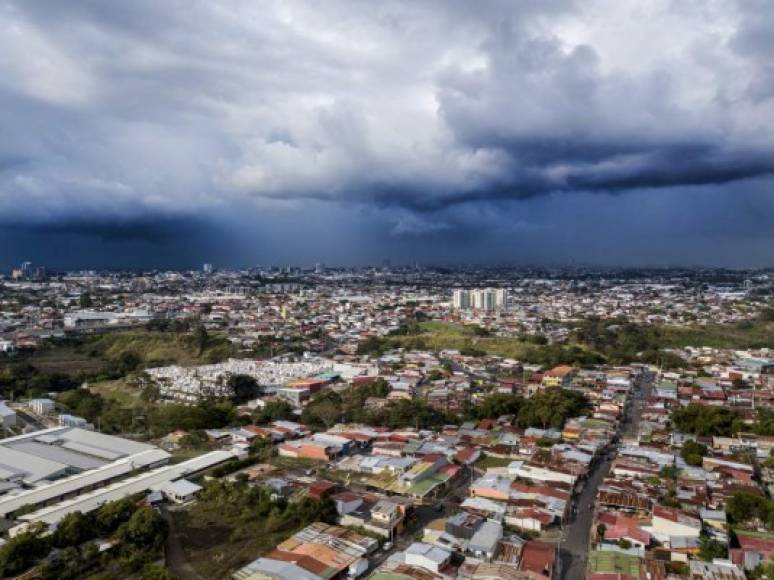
(0, 426, 237, 532)
(0, 427, 170, 515)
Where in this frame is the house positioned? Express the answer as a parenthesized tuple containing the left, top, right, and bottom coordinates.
(730, 531, 774, 570)
(651, 506, 701, 542)
(278, 439, 335, 461)
(689, 559, 745, 579)
(162, 479, 202, 504)
(468, 520, 503, 561)
(446, 512, 484, 540)
(506, 508, 554, 532)
(470, 473, 511, 501)
(28, 398, 55, 415)
(542, 366, 576, 388)
(403, 542, 452, 573)
(0, 402, 16, 429)
(232, 523, 377, 580)
(519, 540, 556, 578)
(455, 446, 482, 465)
(332, 492, 363, 516)
(370, 499, 402, 531)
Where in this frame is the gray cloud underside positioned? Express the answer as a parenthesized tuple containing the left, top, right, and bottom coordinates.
(0, 0, 773, 229)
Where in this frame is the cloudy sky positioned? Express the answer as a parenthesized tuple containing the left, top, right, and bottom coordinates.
(1, 0, 773, 269)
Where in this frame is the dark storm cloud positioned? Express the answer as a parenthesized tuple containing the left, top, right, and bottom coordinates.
(8, 216, 208, 244)
(0, 0, 773, 266)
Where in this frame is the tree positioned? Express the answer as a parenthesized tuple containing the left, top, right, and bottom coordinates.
(227, 374, 261, 403)
(303, 397, 342, 430)
(659, 465, 681, 480)
(680, 440, 708, 466)
(476, 393, 524, 420)
(725, 492, 769, 527)
(699, 535, 728, 561)
(255, 400, 294, 424)
(118, 507, 169, 549)
(0, 527, 50, 577)
(516, 389, 589, 430)
(115, 350, 141, 375)
(357, 336, 387, 355)
(95, 498, 137, 536)
(141, 563, 175, 580)
(671, 404, 742, 437)
(193, 324, 209, 355)
(52, 511, 94, 547)
(79, 292, 93, 308)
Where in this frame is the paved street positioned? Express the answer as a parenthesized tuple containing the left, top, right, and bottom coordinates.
(556, 370, 653, 580)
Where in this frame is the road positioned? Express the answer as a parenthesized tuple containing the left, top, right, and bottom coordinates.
(556, 369, 653, 580)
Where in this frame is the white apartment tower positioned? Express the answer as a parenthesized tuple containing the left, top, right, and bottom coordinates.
(453, 288, 507, 311)
(452, 289, 471, 310)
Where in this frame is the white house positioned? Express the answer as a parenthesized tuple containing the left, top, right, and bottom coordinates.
(650, 506, 701, 542)
(162, 479, 202, 504)
(404, 542, 452, 573)
(28, 399, 55, 415)
(0, 402, 16, 429)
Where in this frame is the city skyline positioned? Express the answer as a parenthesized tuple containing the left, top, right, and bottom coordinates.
(1, 1, 774, 268)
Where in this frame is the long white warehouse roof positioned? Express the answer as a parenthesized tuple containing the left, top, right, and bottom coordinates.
(0, 448, 171, 517)
(19, 450, 234, 526)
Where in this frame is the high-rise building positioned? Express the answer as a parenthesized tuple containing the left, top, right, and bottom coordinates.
(452, 289, 471, 310)
(494, 288, 508, 310)
(202, 263, 214, 274)
(453, 288, 507, 311)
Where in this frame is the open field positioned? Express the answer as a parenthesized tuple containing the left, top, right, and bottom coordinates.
(475, 455, 514, 470)
(655, 320, 774, 349)
(383, 319, 773, 365)
(384, 321, 603, 365)
(89, 379, 144, 406)
(82, 329, 235, 367)
(166, 505, 276, 579)
(18, 346, 107, 375)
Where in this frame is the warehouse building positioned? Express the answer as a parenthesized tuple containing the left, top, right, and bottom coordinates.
(0, 427, 171, 518)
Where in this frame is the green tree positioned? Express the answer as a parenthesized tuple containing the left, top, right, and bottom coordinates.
(725, 492, 769, 527)
(52, 511, 94, 548)
(476, 393, 524, 420)
(95, 498, 137, 536)
(141, 563, 175, 580)
(227, 374, 261, 403)
(302, 393, 343, 430)
(0, 527, 50, 577)
(516, 388, 589, 429)
(671, 404, 742, 437)
(680, 440, 708, 466)
(118, 507, 169, 549)
(193, 324, 209, 355)
(255, 400, 294, 424)
(699, 535, 728, 561)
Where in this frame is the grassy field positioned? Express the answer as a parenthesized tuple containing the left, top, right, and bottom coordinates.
(385, 319, 773, 363)
(475, 455, 514, 470)
(89, 379, 143, 406)
(655, 320, 774, 349)
(386, 321, 601, 364)
(7, 329, 234, 378)
(82, 329, 234, 367)
(167, 506, 271, 579)
(19, 346, 108, 375)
